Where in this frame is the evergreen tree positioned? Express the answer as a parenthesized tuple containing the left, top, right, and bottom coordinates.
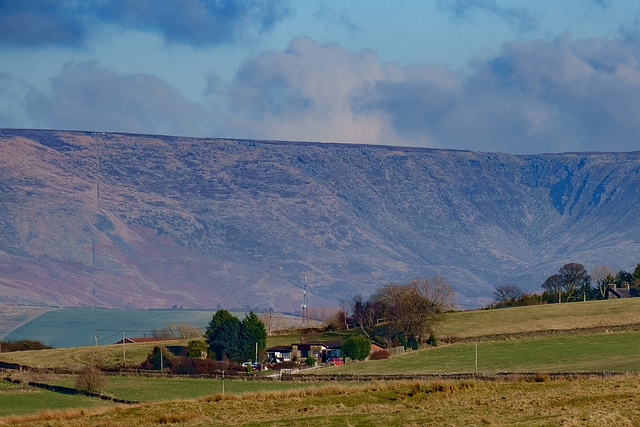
(342, 335, 371, 361)
(241, 310, 267, 361)
(205, 310, 243, 361)
(633, 263, 640, 286)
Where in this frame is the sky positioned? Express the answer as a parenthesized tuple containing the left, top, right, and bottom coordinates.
(2, 0, 640, 154)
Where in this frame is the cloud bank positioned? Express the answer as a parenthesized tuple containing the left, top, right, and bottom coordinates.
(0, 0, 290, 47)
(4, 33, 640, 153)
(220, 35, 640, 153)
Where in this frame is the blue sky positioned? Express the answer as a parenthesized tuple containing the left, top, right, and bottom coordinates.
(2, 0, 640, 154)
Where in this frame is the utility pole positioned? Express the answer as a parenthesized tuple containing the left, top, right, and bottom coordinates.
(94, 329, 98, 346)
(301, 275, 308, 327)
(122, 330, 126, 367)
(255, 342, 258, 363)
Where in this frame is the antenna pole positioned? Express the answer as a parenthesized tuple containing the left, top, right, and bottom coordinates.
(301, 275, 308, 327)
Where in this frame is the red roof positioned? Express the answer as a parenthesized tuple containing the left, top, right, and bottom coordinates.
(115, 337, 181, 344)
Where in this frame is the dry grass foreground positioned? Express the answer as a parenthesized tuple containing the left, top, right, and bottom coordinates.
(3, 376, 640, 426)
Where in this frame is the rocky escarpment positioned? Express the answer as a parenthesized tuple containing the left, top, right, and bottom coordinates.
(0, 129, 639, 310)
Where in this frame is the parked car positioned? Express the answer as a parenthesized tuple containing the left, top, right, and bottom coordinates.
(241, 362, 266, 371)
(327, 357, 343, 365)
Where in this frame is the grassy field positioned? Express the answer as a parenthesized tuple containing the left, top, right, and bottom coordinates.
(5, 298, 640, 424)
(323, 330, 640, 375)
(266, 329, 354, 347)
(1, 308, 224, 348)
(436, 298, 640, 340)
(0, 339, 193, 370)
(3, 298, 640, 372)
(4, 376, 640, 426)
(4, 373, 356, 405)
(0, 379, 114, 417)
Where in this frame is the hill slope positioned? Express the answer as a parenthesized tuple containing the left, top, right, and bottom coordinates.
(1, 129, 639, 310)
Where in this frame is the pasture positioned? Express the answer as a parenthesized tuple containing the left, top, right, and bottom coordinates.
(326, 330, 640, 375)
(0, 339, 192, 370)
(0, 379, 113, 417)
(2, 308, 221, 348)
(437, 298, 640, 340)
(4, 376, 640, 426)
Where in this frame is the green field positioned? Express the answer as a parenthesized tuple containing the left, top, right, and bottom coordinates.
(0, 308, 253, 348)
(0, 379, 113, 417)
(0, 339, 194, 370)
(324, 330, 640, 375)
(436, 298, 640, 340)
(4, 373, 355, 404)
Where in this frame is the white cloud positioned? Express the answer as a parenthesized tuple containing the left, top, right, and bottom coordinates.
(6, 36, 640, 154)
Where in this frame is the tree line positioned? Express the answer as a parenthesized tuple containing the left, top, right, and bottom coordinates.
(336, 277, 454, 349)
(493, 262, 640, 307)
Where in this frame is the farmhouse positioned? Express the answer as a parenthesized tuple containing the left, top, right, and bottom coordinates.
(267, 340, 385, 363)
(607, 283, 632, 299)
(266, 345, 293, 363)
(267, 341, 342, 363)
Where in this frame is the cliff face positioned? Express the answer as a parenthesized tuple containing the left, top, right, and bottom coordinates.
(1, 129, 639, 310)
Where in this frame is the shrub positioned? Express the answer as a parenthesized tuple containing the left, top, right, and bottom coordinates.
(141, 346, 174, 370)
(187, 340, 208, 358)
(426, 333, 438, 347)
(75, 365, 108, 393)
(305, 357, 316, 367)
(342, 335, 371, 361)
(173, 358, 198, 375)
(193, 358, 218, 374)
(369, 350, 391, 360)
(0, 340, 52, 352)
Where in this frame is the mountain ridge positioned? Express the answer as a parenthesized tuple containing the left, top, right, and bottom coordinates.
(1, 129, 639, 311)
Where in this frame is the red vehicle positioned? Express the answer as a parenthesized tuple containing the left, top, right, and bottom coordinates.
(327, 357, 343, 365)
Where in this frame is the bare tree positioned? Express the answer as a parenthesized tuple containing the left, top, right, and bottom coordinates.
(591, 265, 616, 298)
(373, 277, 454, 345)
(75, 365, 108, 393)
(349, 294, 383, 338)
(154, 323, 202, 339)
(493, 284, 524, 302)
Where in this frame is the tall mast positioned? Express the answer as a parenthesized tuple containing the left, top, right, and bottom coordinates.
(301, 275, 308, 327)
